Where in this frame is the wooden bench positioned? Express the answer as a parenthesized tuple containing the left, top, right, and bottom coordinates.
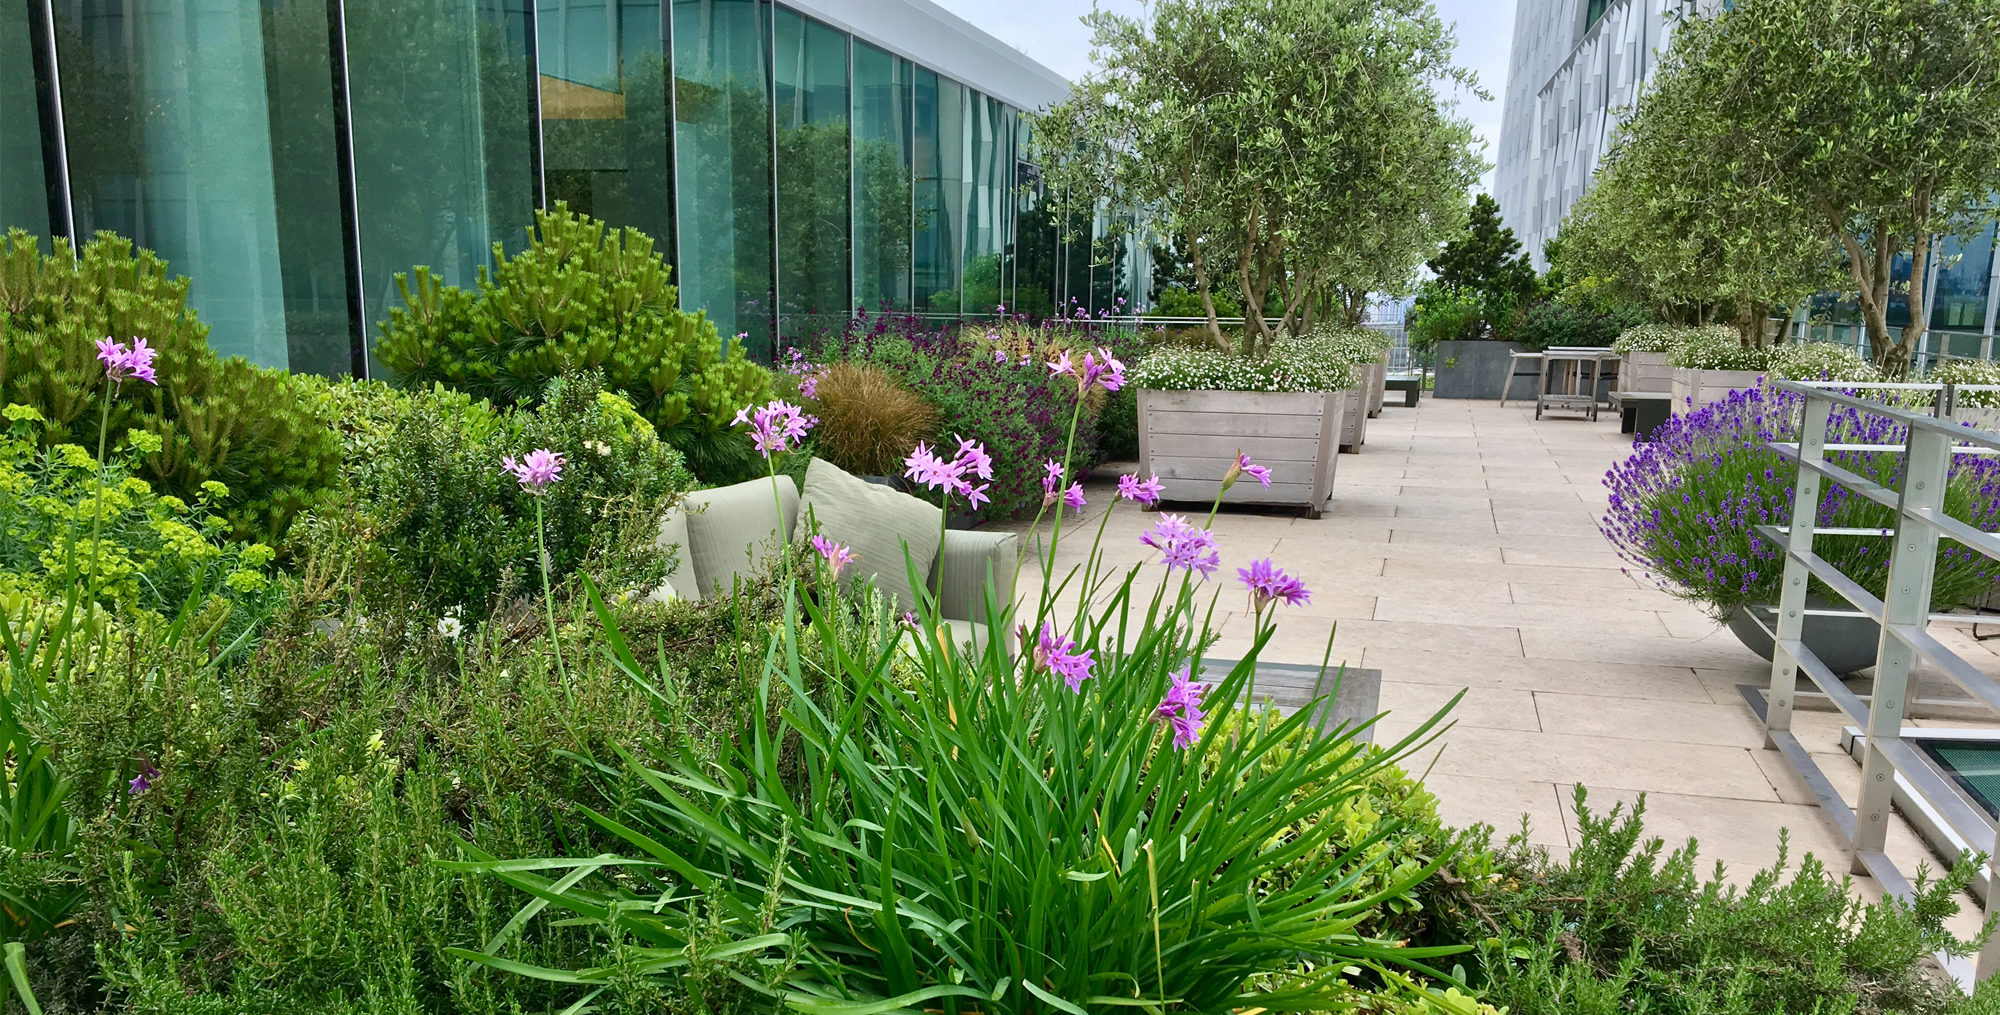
(1385, 374, 1422, 407)
(1610, 390, 1674, 441)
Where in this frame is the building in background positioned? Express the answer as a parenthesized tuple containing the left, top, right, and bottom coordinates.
(0, 0, 1135, 376)
(1492, 0, 1999, 356)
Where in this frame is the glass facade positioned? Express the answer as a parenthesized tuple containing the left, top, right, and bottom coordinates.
(773, 7, 849, 333)
(3, 0, 1115, 376)
(851, 41, 911, 312)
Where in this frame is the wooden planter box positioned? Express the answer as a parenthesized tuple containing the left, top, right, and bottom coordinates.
(1138, 388, 1343, 517)
(1434, 340, 1530, 399)
(1338, 384, 1368, 452)
(1950, 406, 2000, 433)
(1670, 367, 1764, 410)
(1620, 351, 1672, 393)
(1365, 358, 1388, 417)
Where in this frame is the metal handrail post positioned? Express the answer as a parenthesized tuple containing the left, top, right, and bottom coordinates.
(1766, 393, 1833, 744)
(1852, 423, 1950, 871)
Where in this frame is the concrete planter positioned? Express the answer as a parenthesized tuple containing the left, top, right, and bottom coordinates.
(1620, 350, 1672, 393)
(1138, 388, 1342, 517)
(1729, 602, 1881, 676)
(1365, 358, 1388, 417)
(1338, 384, 1368, 452)
(1670, 367, 1765, 410)
(1434, 340, 1530, 400)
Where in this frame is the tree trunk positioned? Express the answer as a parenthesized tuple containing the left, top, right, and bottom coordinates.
(1895, 229, 1933, 380)
(1188, 230, 1228, 352)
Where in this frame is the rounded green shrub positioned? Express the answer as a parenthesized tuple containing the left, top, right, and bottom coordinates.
(374, 203, 773, 483)
(0, 229, 343, 545)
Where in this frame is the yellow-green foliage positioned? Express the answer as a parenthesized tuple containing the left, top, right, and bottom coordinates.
(0, 403, 281, 646)
(374, 204, 773, 481)
(0, 230, 344, 545)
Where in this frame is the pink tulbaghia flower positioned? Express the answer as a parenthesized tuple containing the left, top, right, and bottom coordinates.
(1117, 473, 1164, 506)
(994, 349, 1008, 365)
(1223, 452, 1272, 490)
(1154, 665, 1208, 750)
(733, 399, 816, 455)
(1047, 350, 1074, 379)
(1078, 347, 1125, 394)
(1033, 620, 1095, 692)
(1238, 557, 1311, 611)
(810, 534, 857, 579)
(799, 374, 821, 399)
(905, 436, 993, 509)
(1140, 514, 1220, 578)
(1041, 460, 1064, 504)
(1061, 483, 1086, 515)
(502, 449, 566, 494)
(96, 336, 158, 387)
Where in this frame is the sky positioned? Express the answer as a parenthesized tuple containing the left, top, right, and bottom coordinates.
(930, 0, 1518, 192)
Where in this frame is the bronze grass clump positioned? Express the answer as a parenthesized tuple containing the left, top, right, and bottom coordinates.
(808, 363, 938, 477)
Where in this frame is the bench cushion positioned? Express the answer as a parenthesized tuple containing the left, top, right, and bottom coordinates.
(800, 457, 941, 611)
(679, 477, 800, 598)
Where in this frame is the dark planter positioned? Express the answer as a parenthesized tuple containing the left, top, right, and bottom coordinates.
(1433, 340, 1530, 399)
(1727, 603, 1881, 676)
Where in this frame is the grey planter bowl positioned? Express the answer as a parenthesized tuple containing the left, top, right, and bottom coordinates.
(1727, 603, 1881, 676)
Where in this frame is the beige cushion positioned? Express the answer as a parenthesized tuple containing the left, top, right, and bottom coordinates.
(680, 477, 801, 598)
(798, 457, 941, 611)
(648, 506, 700, 603)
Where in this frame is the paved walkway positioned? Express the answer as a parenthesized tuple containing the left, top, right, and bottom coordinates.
(1009, 398, 2000, 929)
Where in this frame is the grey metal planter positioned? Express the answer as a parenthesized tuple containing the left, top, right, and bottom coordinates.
(1728, 603, 1881, 676)
(1434, 340, 1530, 399)
(1138, 388, 1342, 517)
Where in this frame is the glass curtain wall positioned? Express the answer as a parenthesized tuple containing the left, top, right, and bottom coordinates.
(913, 70, 964, 315)
(345, 0, 538, 370)
(261, 1, 357, 376)
(673, 0, 774, 356)
(537, 0, 675, 251)
(53, 0, 291, 366)
(2, 2, 51, 238)
(851, 41, 911, 312)
(959, 91, 1007, 319)
(773, 8, 849, 337)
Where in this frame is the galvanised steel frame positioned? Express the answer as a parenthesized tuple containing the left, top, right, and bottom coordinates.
(1757, 379, 2000, 983)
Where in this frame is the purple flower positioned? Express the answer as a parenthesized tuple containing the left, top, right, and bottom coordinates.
(1047, 350, 1074, 379)
(502, 449, 566, 494)
(810, 534, 857, 579)
(1154, 666, 1208, 750)
(994, 349, 1008, 364)
(96, 336, 158, 387)
(1033, 620, 1096, 692)
(1238, 558, 1311, 611)
(1117, 473, 1164, 506)
(128, 761, 159, 796)
(1078, 347, 1125, 394)
(733, 399, 816, 455)
(1140, 514, 1220, 577)
(1061, 483, 1086, 515)
(1224, 452, 1272, 490)
(905, 436, 993, 509)
(799, 374, 820, 399)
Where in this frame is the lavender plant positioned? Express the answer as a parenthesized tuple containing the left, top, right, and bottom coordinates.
(1601, 380, 2000, 617)
(450, 343, 1463, 1013)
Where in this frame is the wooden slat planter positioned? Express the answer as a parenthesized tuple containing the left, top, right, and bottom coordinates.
(1619, 351, 1671, 393)
(1670, 367, 1765, 410)
(1339, 384, 1368, 452)
(1138, 388, 1342, 518)
(1365, 359, 1388, 417)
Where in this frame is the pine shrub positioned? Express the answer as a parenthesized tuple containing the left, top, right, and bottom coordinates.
(374, 204, 773, 483)
(0, 229, 343, 545)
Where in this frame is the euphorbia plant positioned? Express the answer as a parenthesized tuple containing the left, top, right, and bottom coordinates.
(448, 346, 1462, 1013)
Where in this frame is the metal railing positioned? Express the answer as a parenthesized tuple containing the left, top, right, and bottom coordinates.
(1757, 379, 2000, 984)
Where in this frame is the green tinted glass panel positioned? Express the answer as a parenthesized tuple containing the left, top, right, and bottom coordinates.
(1919, 739, 2000, 818)
(851, 41, 910, 312)
(959, 91, 1005, 319)
(54, 0, 291, 367)
(1, 3, 50, 238)
(773, 7, 849, 335)
(914, 70, 962, 315)
(673, 0, 773, 357)
(261, 1, 355, 376)
(346, 0, 538, 372)
(538, 0, 675, 252)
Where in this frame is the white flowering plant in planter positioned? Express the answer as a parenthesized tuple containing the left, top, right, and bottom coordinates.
(1130, 335, 1359, 394)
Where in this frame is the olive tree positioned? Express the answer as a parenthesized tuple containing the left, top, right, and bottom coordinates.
(1031, 0, 1481, 355)
(1642, 0, 2000, 371)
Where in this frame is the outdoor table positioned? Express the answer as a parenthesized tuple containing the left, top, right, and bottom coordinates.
(1536, 346, 1616, 421)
